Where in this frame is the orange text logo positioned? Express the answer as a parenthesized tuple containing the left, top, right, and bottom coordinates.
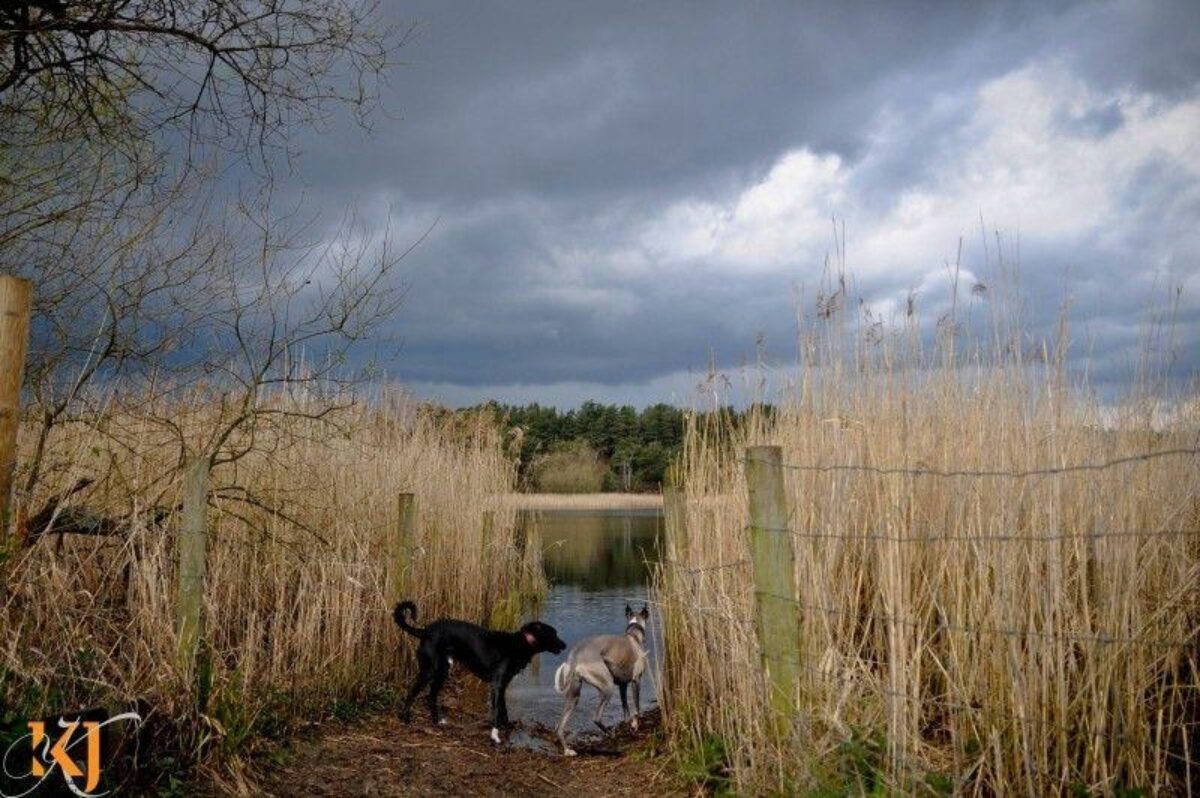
(2, 711, 140, 797)
(29, 719, 101, 794)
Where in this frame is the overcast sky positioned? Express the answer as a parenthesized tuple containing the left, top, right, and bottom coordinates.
(286, 1, 1199, 408)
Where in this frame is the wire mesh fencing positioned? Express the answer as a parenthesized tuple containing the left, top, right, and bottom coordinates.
(656, 444, 1200, 795)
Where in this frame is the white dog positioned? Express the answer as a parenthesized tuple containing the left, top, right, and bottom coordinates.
(553, 605, 649, 756)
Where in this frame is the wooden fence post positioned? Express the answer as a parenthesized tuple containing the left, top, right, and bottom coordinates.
(176, 457, 209, 675)
(392, 492, 416, 604)
(744, 445, 800, 733)
(0, 276, 32, 533)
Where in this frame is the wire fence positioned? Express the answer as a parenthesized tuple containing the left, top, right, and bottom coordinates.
(657, 444, 1200, 792)
(742, 445, 1200, 479)
(754, 524, 1199, 543)
(664, 553, 1197, 647)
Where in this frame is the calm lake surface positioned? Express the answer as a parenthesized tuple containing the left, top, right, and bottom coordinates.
(509, 508, 663, 746)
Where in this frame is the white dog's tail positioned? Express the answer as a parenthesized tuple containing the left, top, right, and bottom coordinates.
(553, 660, 575, 693)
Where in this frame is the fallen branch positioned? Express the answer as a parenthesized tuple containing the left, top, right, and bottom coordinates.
(20, 478, 171, 546)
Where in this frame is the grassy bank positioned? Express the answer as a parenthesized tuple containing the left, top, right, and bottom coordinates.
(656, 307, 1199, 794)
(0, 395, 544, 786)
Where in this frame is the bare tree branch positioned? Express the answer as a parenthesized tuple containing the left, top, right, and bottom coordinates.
(1, 1, 407, 164)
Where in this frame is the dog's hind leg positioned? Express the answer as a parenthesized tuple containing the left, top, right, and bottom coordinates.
(555, 676, 583, 756)
(426, 657, 450, 725)
(578, 664, 615, 731)
(592, 684, 614, 730)
(401, 651, 434, 722)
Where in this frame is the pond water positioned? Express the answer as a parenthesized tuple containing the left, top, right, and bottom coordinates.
(508, 508, 664, 748)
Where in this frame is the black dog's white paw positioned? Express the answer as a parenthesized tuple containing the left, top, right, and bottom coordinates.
(489, 727, 501, 744)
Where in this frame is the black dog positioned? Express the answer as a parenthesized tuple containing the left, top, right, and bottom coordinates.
(393, 600, 567, 742)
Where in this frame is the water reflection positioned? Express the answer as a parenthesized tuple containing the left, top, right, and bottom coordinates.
(538, 509, 663, 589)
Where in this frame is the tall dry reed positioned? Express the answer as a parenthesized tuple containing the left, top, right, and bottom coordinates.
(658, 301, 1199, 794)
(0, 392, 542, 776)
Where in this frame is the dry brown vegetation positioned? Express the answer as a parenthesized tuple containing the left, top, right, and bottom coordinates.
(528, 441, 610, 494)
(0, 394, 543, 783)
(657, 285, 1200, 794)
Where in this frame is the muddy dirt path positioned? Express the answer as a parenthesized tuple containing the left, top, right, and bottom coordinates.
(196, 509, 677, 796)
(221, 698, 680, 797)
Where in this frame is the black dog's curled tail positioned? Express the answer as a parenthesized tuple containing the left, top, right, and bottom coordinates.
(393, 601, 425, 639)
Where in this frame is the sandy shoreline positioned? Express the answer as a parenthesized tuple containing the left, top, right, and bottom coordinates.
(506, 492, 663, 511)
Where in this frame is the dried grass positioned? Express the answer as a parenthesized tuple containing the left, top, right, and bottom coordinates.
(0, 394, 542, 772)
(658, 297, 1200, 794)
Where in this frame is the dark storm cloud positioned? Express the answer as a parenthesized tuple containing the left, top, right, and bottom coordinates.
(300, 1, 1056, 203)
(390, 202, 787, 384)
(280, 0, 1199, 406)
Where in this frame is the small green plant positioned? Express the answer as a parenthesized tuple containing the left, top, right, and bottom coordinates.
(154, 770, 190, 798)
(264, 746, 295, 768)
(838, 731, 887, 795)
(677, 734, 733, 796)
(330, 698, 361, 722)
(0, 532, 16, 569)
(211, 673, 259, 758)
(923, 771, 955, 796)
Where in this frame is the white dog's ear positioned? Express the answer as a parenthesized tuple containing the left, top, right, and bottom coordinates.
(625, 604, 633, 618)
(640, 605, 650, 620)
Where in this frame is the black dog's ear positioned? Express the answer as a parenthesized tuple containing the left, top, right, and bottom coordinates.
(640, 605, 650, 619)
(625, 604, 633, 617)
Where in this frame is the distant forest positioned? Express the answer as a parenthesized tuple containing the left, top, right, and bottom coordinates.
(461, 401, 686, 493)
(447, 401, 773, 493)
(460, 405, 686, 492)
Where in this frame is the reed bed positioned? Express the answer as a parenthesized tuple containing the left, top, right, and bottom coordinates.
(0, 394, 542, 777)
(658, 315, 1200, 794)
